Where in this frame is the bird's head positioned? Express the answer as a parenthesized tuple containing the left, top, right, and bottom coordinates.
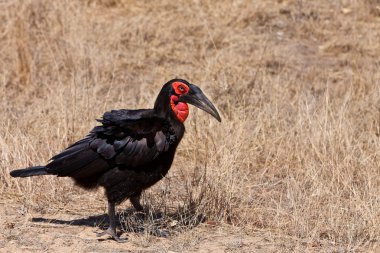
(154, 79, 221, 123)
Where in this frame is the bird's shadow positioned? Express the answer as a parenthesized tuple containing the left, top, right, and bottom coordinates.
(31, 213, 109, 229)
(31, 205, 206, 238)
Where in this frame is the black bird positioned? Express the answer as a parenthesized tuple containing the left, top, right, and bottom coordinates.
(10, 79, 221, 242)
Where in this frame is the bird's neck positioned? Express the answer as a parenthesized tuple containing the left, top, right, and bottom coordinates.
(170, 95, 189, 123)
(154, 88, 188, 123)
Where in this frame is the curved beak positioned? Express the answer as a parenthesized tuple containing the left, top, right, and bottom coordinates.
(179, 84, 221, 122)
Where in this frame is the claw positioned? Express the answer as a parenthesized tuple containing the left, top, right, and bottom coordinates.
(134, 211, 146, 221)
(152, 229, 169, 238)
(96, 227, 128, 243)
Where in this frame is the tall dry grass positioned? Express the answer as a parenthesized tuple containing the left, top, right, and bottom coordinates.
(1, 0, 380, 250)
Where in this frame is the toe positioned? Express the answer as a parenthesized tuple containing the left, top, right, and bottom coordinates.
(113, 236, 128, 243)
(96, 227, 128, 242)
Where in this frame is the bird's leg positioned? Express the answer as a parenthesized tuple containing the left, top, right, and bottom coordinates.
(97, 201, 127, 243)
(130, 192, 144, 212)
(130, 192, 148, 222)
(130, 194, 168, 238)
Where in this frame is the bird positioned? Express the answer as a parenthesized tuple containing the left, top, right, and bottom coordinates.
(10, 79, 221, 242)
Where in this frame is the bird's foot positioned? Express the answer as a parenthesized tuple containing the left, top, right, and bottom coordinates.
(151, 228, 170, 238)
(134, 210, 147, 221)
(96, 228, 127, 243)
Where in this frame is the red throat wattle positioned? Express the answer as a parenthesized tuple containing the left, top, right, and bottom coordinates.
(170, 95, 189, 122)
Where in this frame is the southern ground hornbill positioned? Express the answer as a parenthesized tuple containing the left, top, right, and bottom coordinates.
(10, 79, 221, 242)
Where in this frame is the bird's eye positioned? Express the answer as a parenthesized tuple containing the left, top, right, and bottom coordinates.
(172, 81, 189, 95)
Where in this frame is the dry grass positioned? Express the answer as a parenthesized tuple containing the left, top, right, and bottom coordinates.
(1, 0, 380, 251)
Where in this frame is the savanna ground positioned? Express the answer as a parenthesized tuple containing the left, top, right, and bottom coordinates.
(0, 0, 380, 252)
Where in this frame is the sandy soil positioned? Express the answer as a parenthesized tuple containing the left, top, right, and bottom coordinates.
(0, 199, 262, 253)
(2, 199, 378, 253)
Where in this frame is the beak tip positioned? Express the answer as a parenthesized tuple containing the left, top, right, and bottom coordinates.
(183, 84, 222, 123)
(212, 112, 221, 122)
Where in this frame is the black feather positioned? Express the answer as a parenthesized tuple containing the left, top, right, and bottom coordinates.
(47, 149, 99, 176)
(10, 166, 47, 177)
(113, 138, 130, 151)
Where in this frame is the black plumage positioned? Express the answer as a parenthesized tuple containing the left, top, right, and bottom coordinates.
(10, 79, 221, 242)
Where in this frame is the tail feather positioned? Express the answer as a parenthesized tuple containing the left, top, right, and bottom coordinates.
(10, 166, 48, 178)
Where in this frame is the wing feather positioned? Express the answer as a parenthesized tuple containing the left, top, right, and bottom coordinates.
(46, 109, 171, 179)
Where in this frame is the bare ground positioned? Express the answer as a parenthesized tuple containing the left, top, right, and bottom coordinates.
(2, 200, 369, 253)
(0, 199, 271, 253)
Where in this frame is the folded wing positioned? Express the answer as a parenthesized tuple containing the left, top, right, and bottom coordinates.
(46, 109, 171, 179)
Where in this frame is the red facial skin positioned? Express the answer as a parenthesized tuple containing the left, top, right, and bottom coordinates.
(172, 81, 190, 95)
(170, 82, 190, 122)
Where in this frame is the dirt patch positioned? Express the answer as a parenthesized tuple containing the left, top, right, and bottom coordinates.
(0, 200, 261, 253)
(2, 200, 379, 252)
